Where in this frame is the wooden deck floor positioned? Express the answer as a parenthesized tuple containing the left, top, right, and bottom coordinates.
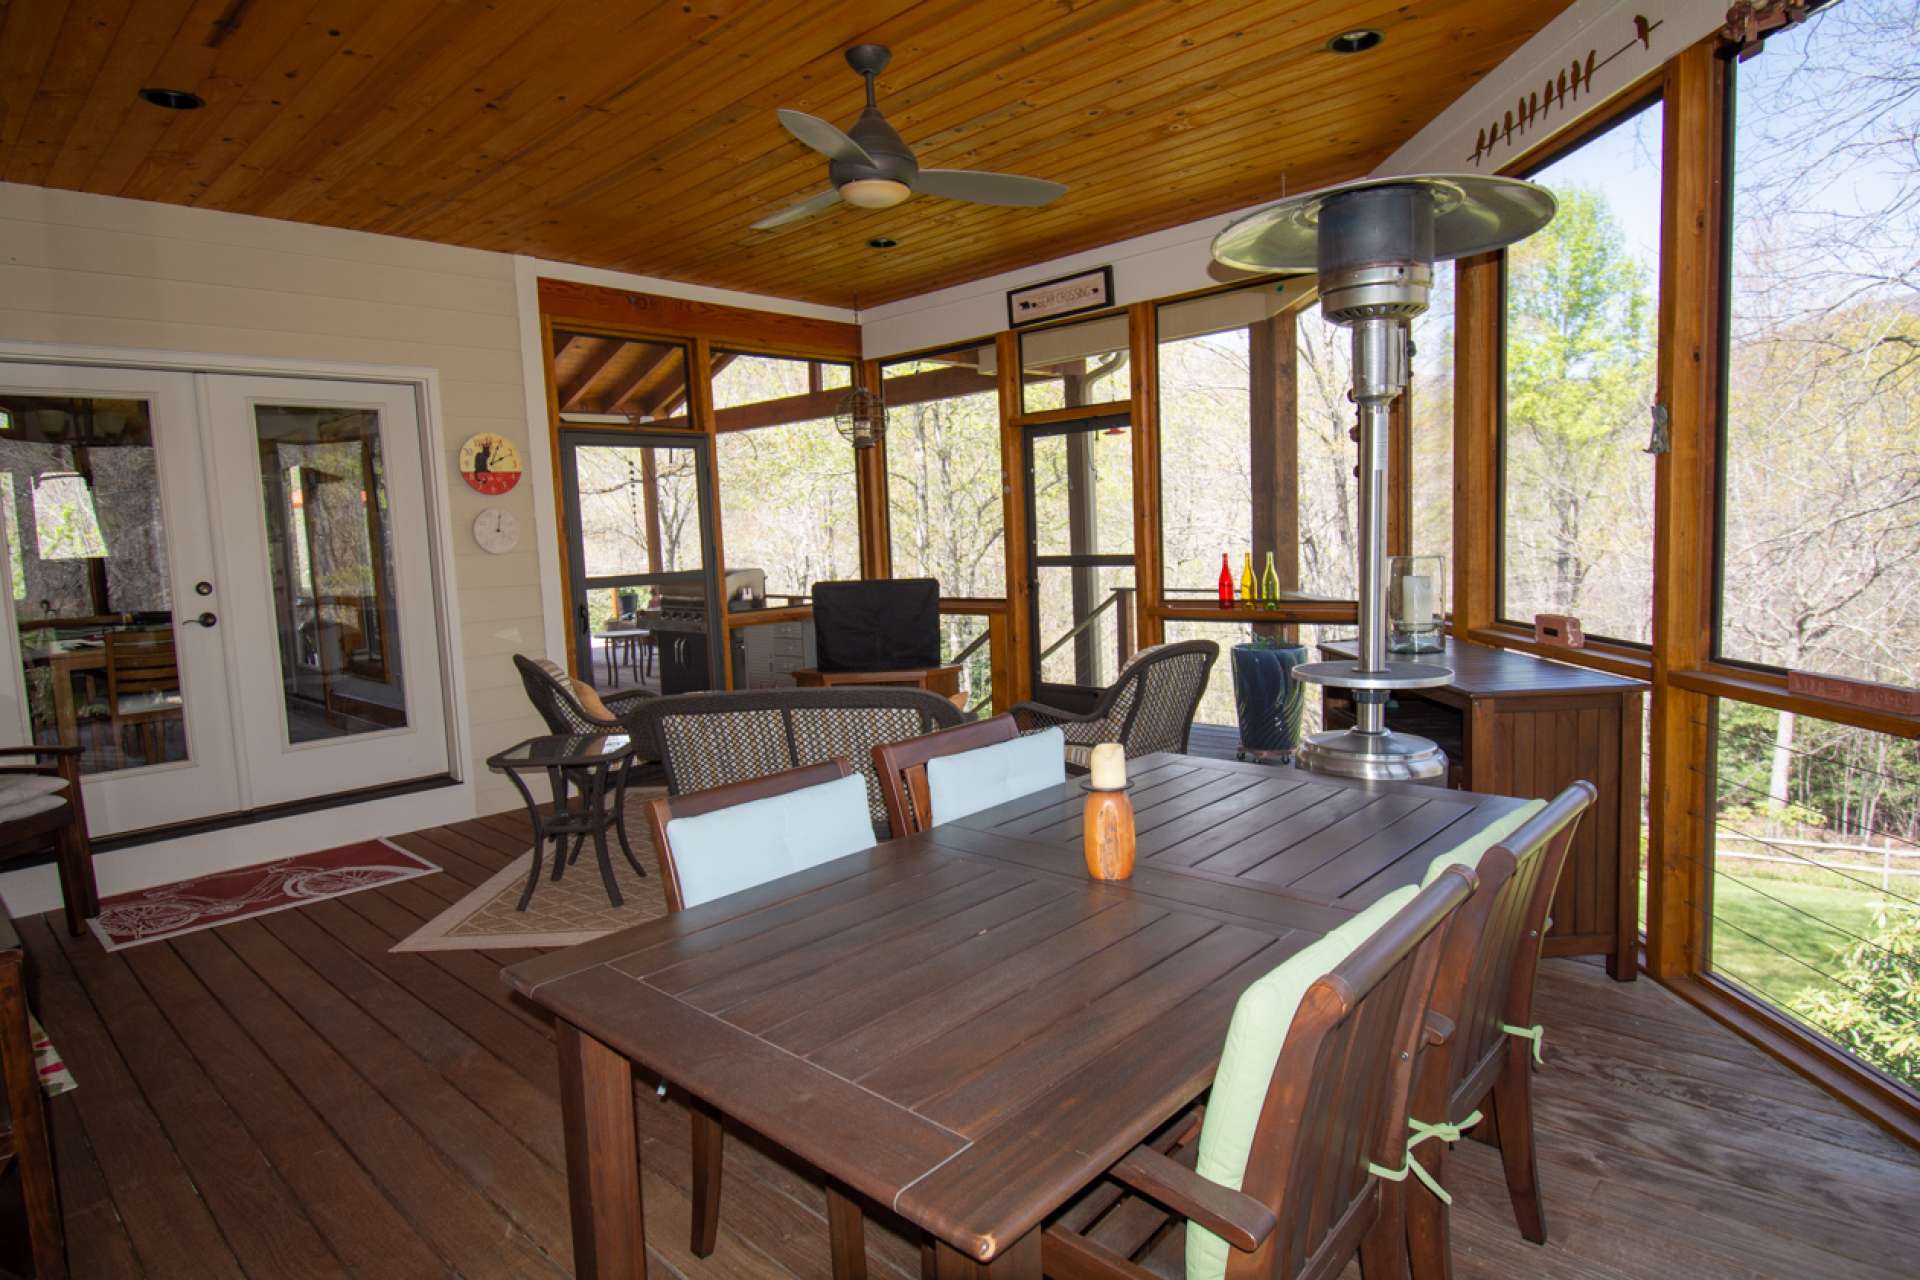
(9, 802, 1920, 1279)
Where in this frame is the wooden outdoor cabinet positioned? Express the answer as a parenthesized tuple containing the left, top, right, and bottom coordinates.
(1320, 636, 1646, 980)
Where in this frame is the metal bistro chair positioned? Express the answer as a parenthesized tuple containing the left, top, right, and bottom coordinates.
(1011, 640, 1218, 769)
(513, 654, 658, 877)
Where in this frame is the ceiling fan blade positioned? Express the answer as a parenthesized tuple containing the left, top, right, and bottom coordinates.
(913, 168, 1067, 207)
(776, 109, 875, 166)
(750, 188, 843, 231)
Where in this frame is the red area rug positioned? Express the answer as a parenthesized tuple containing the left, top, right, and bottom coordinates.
(87, 840, 439, 951)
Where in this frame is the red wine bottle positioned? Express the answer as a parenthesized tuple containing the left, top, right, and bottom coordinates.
(1217, 554, 1234, 610)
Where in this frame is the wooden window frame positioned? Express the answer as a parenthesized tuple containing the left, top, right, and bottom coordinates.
(1451, 38, 1920, 1147)
(1488, 81, 1667, 653)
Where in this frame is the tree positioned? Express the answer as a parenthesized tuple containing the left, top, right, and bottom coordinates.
(1796, 904, 1920, 1088)
(1502, 183, 1656, 641)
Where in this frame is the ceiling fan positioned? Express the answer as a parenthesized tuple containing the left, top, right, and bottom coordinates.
(751, 44, 1068, 231)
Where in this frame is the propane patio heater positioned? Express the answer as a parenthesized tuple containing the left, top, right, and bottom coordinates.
(1212, 175, 1555, 782)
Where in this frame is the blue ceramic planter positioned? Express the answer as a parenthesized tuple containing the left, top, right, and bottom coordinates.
(1230, 642, 1309, 763)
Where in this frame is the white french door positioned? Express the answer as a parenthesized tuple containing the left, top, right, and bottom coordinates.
(0, 362, 451, 836)
(203, 375, 449, 809)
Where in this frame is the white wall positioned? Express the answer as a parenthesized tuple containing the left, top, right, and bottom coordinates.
(859, 0, 1728, 358)
(0, 181, 545, 911)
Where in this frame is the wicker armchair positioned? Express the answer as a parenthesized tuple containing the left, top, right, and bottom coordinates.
(628, 687, 965, 834)
(513, 654, 658, 752)
(1011, 640, 1218, 768)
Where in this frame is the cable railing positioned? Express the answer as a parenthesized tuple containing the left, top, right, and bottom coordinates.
(1695, 702, 1920, 1090)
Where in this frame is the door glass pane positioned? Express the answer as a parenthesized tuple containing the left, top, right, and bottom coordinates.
(255, 405, 406, 743)
(1036, 564, 1136, 689)
(1031, 426, 1133, 557)
(1031, 422, 1136, 691)
(570, 440, 707, 694)
(0, 395, 182, 774)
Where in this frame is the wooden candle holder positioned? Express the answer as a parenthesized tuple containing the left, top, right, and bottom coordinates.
(1083, 787, 1136, 881)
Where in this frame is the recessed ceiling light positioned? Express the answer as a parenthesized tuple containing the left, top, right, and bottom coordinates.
(1326, 29, 1384, 54)
(139, 87, 205, 110)
(867, 237, 898, 250)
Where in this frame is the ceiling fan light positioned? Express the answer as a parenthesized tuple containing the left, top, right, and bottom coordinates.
(840, 178, 911, 209)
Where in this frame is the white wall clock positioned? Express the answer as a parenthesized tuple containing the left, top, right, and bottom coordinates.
(472, 507, 520, 554)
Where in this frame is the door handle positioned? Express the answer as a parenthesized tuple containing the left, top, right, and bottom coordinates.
(576, 604, 589, 633)
(183, 612, 217, 628)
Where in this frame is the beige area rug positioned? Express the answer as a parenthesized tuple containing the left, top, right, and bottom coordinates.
(393, 788, 669, 952)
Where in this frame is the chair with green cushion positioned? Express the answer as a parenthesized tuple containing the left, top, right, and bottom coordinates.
(1042, 864, 1479, 1280)
(1404, 783, 1594, 1280)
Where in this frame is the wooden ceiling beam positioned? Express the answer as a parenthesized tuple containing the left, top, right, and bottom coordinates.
(597, 348, 684, 417)
(557, 339, 626, 409)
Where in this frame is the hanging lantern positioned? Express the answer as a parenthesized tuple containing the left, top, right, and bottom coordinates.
(834, 384, 886, 450)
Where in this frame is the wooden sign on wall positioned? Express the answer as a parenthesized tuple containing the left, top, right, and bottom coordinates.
(1787, 671, 1920, 717)
(1007, 266, 1114, 329)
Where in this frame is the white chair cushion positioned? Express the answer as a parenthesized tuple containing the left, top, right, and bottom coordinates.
(0, 773, 69, 824)
(664, 772, 876, 910)
(925, 727, 1067, 827)
(1186, 883, 1420, 1280)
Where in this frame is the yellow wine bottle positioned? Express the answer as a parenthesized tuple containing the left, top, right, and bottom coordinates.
(1239, 552, 1256, 602)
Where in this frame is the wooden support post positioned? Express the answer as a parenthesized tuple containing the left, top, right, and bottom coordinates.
(1452, 252, 1503, 636)
(1646, 44, 1725, 979)
(1250, 308, 1301, 642)
(856, 358, 891, 580)
(1388, 389, 1413, 559)
(690, 337, 735, 691)
(996, 331, 1032, 705)
(1128, 300, 1164, 648)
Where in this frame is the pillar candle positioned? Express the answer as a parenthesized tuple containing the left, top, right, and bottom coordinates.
(1401, 574, 1434, 623)
(1089, 742, 1127, 790)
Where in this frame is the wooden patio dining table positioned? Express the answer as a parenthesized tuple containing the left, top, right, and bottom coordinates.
(503, 752, 1534, 1279)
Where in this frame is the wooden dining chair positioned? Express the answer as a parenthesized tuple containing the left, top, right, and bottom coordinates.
(1404, 782, 1594, 1280)
(643, 758, 882, 1279)
(871, 713, 1026, 837)
(104, 629, 183, 767)
(1042, 864, 1479, 1280)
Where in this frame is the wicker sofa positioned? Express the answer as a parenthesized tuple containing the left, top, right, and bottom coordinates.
(627, 687, 966, 834)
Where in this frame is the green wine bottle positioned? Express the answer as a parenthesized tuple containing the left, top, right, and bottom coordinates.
(1261, 551, 1280, 609)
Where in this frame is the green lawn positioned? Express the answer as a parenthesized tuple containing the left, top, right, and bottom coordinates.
(1709, 861, 1897, 1010)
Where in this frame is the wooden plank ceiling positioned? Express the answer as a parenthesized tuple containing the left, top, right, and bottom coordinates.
(0, 1, 1571, 309)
